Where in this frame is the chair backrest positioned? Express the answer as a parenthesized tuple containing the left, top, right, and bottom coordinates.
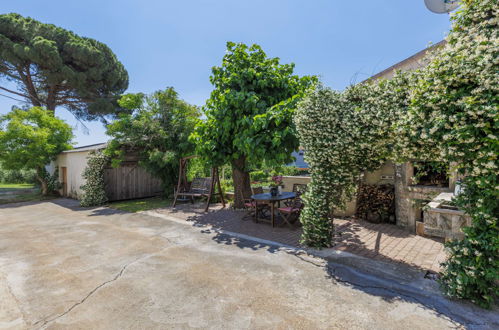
(290, 196, 305, 210)
(190, 177, 212, 193)
(292, 183, 308, 195)
(291, 184, 306, 209)
(252, 186, 264, 195)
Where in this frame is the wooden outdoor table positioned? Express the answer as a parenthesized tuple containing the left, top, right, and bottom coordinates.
(251, 192, 296, 227)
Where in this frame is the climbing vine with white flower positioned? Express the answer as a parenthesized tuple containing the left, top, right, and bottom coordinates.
(295, 0, 497, 307)
(80, 151, 109, 207)
(402, 0, 498, 308)
(295, 76, 411, 248)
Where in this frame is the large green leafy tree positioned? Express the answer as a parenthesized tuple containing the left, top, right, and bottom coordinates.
(0, 107, 73, 194)
(192, 42, 316, 208)
(105, 87, 200, 193)
(0, 13, 128, 120)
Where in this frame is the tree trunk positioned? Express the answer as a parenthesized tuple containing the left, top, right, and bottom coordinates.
(36, 168, 48, 196)
(46, 103, 56, 114)
(231, 156, 252, 209)
(46, 88, 57, 113)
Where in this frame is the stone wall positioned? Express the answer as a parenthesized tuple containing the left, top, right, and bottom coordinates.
(272, 160, 462, 230)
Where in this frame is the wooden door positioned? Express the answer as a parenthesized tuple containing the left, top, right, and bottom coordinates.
(61, 167, 67, 196)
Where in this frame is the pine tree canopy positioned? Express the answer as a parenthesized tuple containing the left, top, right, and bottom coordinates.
(0, 13, 129, 120)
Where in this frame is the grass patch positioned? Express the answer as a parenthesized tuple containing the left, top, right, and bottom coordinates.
(0, 191, 55, 205)
(107, 196, 170, 213)
(0, 183, 36, 190)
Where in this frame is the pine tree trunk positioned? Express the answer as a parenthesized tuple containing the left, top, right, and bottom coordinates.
(231, 156, 252, 209)
(45, 103, 56, 116)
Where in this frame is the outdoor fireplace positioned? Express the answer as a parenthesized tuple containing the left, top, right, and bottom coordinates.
(394, 161, 457, 233)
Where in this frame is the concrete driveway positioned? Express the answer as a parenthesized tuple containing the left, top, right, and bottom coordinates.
(0, 199, 471, 329)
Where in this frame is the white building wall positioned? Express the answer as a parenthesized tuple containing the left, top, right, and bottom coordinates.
(55, 151, 91, 199)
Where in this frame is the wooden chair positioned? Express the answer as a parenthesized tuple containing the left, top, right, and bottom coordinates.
(252, 186, 264, 195)
(278, 193, 304, 228)
(240, 186, 269, 221)
(292, 183, 308, 194)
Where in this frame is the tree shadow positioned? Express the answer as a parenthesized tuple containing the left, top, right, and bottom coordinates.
(157, 203, 445, 274)
(0, 196, 56, 209)
(332, 218, 445, 274)
(323, 259, 498, 328)
(153, 201, 302, 252)
(185, 207, 301, 252)
(33, 199, 445, 277)
(164, 206, 495, 327)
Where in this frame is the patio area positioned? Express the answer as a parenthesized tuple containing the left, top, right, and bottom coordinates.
(151, 202, 447, 273)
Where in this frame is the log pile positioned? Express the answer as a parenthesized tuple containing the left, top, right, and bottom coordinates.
(355, 184, 395, 224)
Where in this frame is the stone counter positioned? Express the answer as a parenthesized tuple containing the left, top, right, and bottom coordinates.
(422, 192, 471, 240)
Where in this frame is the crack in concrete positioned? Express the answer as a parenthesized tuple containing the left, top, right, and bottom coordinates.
(33, 263, 129, 329)
(33, 245, 175, 329)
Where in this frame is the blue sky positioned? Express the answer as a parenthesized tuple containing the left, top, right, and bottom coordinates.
(1, 0, 451, 147)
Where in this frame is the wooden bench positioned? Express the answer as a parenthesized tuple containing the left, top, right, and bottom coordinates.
(173, 157, 225, 212)
(176, 177, 211, 198)
(173, 177, 217, 211)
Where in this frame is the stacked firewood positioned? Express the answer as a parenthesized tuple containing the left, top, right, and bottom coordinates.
(355, 184, 395, 224)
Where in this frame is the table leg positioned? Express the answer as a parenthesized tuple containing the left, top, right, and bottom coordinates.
(254, 200, 258, 223)
(271, 202, 275, 227)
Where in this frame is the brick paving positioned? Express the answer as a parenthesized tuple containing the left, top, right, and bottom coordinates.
(153, 202, 447, 273)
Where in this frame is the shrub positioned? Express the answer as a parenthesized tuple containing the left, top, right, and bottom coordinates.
(80, 151, 109, 207)
(0, 164, 36, 184)
(42, 167, 61, 194)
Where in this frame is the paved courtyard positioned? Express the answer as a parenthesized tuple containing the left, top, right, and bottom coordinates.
(0, 199, 475, 329)
(154, 203, 446, 273)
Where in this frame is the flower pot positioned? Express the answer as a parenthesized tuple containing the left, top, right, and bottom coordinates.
(270, 187, 278, 196)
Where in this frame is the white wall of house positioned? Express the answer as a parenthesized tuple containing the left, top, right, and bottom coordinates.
(46, 144, 107, 199)
(366, 41, 445, 82)
(55, 151, 92, 199)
